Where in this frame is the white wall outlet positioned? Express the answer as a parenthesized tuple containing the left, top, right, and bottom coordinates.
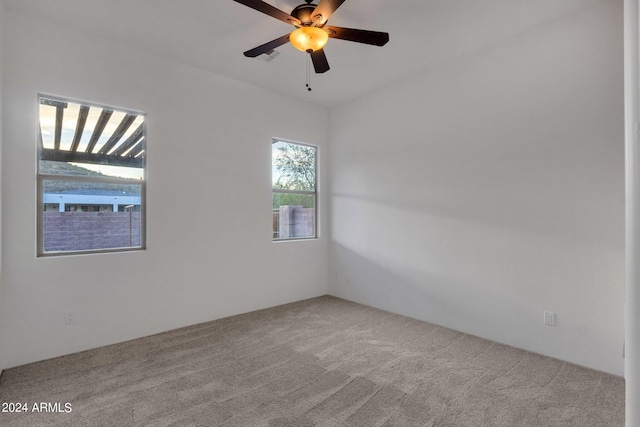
(64, 311, 76, 325)
(543, 311, 556, 326)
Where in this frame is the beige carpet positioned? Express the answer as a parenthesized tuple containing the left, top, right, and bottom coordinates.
(0, 296, 624, 426)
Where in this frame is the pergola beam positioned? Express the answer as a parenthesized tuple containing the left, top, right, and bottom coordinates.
(41, 148, 143, 168)
(99, 114, 138, 155)
(69, 105, 90, 152)
(85, 109, 113, 154)
(112, 125, 144, 156)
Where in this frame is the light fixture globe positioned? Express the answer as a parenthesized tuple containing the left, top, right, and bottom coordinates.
(290, 27, 329, 53)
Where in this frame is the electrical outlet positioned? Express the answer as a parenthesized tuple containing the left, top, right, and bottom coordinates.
(543, 311, 556, 327)
(64, 311, 76, 325)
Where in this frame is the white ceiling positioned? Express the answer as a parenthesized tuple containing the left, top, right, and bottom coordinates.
(3, 0, 605, 107)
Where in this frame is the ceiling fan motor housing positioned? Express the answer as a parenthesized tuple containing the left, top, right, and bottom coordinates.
(291, 3, 322, 27)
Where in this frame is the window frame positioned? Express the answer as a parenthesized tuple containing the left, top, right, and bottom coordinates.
(36, 94, 147, 257)
(272, 138, 318, 241)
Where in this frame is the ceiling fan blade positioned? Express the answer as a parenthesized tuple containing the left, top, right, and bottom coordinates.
(244, 33, 291, 57)
(233, 0, 301, 26)
(311, 0, 347, 25)
(324, 26, 389, 46)
(310, 49, 330, 73)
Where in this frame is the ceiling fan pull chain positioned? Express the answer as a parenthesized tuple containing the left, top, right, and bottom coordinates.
(306, 55, 312, 91)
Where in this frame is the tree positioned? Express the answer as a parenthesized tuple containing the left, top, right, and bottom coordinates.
(273, 143, 316, 209)
(273, 143, 315, 191)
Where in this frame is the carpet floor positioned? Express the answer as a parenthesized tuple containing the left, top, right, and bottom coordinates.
(0, 296, 625, 426)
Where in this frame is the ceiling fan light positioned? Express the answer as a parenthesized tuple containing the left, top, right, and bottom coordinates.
(290, 27, 329, 53)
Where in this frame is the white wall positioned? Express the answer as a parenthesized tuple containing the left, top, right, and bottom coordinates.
(1, 11, 328, 368)
(329, 0, 625, 375)
(1, 0, 626, 378)
(0, 0, 5, 375)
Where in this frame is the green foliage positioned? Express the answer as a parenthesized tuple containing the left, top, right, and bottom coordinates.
(273, 193, 315, 209)
(273, 143, 316, 191)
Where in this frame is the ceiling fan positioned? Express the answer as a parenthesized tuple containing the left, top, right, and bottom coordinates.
(233, 0, 389, 73)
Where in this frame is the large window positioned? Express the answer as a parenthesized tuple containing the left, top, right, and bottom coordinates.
(272, 140, 317, 240)
(37, 95, 146, 256)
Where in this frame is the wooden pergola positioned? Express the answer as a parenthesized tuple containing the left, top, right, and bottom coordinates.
(39, 98, 145, 168)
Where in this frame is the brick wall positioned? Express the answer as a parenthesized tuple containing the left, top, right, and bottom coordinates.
(43, 211, 141, 252)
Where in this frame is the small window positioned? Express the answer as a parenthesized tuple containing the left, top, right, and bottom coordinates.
(272, 140, 317, 240)
(37, 95, 146, 255)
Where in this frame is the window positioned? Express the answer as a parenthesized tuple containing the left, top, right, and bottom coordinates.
(37, 95, 146, 255)
(272, 140, 317, 240)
